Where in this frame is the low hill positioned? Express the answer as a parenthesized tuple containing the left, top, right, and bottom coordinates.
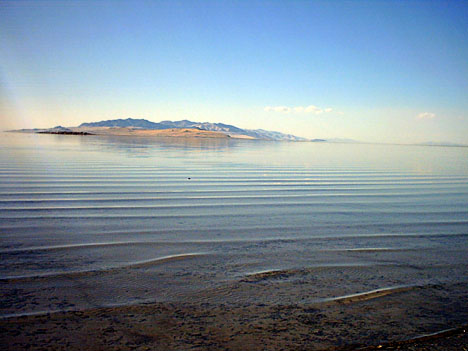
(79, 118, 172, 130)
(79, 118, 308, 141)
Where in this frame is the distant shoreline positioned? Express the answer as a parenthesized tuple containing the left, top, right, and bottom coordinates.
(37, 131, 94, 136)
(7, 127, 235, 139)
(6, 128, 328, 142)
(4, 129, 467, 147)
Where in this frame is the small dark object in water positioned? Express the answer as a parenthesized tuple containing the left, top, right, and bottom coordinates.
(187, 177, 191, 180)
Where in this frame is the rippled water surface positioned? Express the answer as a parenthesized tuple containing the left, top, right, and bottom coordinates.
(1, 133, 467, 319)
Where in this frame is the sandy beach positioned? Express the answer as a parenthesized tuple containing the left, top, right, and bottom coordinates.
(1, 280, 467, 350)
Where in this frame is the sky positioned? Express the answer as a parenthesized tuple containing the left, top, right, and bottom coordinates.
(1, 0, 467, 144)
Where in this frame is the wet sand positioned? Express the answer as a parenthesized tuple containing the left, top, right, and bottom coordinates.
(1, 282, 467, 351)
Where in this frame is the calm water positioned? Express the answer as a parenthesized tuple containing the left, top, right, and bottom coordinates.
(1, 133, 467, 319)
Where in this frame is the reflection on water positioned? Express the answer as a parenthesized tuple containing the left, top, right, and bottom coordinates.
(0, 132, 467, 324)
(80, 135, 240, 155)
(3, 132, 468, 172)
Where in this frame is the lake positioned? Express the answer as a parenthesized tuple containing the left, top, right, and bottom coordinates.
(1, 132, 467, 349)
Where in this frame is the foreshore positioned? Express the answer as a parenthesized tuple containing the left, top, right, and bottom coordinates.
(1, 292, 466, 351)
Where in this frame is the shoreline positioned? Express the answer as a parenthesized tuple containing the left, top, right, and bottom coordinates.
(3, 130, 467, 147)
(1, 300, 466, 351)
(5, 127, 235, 139)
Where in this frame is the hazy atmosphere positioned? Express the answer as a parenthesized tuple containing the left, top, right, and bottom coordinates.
(1, 0, 467, 144)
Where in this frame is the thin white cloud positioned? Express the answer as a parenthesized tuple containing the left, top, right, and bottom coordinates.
(293, 106, 304, 113)
(417, 112, 436, 120)
(264, 106, 291, 113)
(265, 105, 333, 115)
(304, 105, 322, 113)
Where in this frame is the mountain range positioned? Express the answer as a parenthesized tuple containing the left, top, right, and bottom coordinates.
(79, 118, 313, 141)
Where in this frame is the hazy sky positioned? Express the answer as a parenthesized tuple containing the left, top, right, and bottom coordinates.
(1, 0, 467, 143)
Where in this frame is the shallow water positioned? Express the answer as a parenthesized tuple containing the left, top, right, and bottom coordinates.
(0, 133, 467, 320)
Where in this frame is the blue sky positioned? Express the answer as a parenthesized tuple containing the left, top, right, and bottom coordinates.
(1, 0, 467, 143)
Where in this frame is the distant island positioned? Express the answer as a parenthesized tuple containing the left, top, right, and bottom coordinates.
(10, 118, 327, 142)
